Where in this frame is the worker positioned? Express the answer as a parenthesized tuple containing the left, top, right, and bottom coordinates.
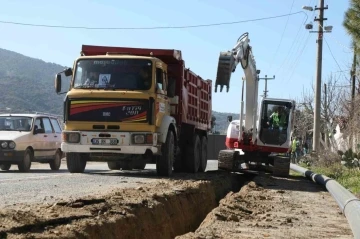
(84, 72, 99, 86)
(139, 67, 152, 89)
(267, 106, 287, 130)
(291, 137, 297, 163)
(302, 140, 308, 155)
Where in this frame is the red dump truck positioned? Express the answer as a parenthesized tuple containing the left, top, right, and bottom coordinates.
(55, 45, 212, 176)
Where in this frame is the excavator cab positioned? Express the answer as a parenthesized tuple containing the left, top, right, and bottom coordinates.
(258, 99, 295, 147)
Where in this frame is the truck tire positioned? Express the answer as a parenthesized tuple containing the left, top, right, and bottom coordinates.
(173, 145, 185, 172)
(198, 136, 208, 172)
(0, 163, 11, 171)
(108, 162, 121, 170)
(185, 134, 201, 173)
(66, 153, 87, 173)
(18, 148, 32, 172)
(50, 150, 62, 171)
(134, 161, 146, 170)
(121, 161, 133, 170)
(131, 155, 146, 170)
(156, 130, 174, 176)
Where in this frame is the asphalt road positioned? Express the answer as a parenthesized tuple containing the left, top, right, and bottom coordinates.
(0, 160, 218, 208)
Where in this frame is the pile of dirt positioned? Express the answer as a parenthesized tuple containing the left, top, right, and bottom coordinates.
(0, 172, 246, 239)
(177, 175, 353, 239)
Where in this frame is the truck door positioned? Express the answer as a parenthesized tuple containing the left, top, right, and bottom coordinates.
(155, 67, 169, 127)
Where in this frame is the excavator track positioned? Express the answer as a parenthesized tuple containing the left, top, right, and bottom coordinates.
(218, 150, 237, 170)
(272, 155, 290, 177)
(215, 51, 235, 93)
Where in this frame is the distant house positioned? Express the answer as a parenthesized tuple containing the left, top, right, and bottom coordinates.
(328, 116, 354, 152)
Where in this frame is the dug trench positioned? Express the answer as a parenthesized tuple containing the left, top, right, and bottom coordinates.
(0, 171, 254, 239)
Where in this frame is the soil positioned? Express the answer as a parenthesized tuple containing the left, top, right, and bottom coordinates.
(177, 174, 353, 239)
(0, 172, 245, 239)
(0, 171, 354, 239)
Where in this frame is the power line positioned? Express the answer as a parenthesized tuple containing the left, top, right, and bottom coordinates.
(324, 37, 349, 81)
(317, 22, 350, 81)
(278, 28, 310, 83)
(267, 0, 295, 71)
(276, 21, 307, 79)
(287, 33, 312, 82)
(0, 11, 307, 30)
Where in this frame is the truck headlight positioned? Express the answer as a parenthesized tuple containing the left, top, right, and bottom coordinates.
(1, 142, 8, 148)
(62, 132, 80, 143)
(133, 134, 145, 144)
(8, 141, 16, 149)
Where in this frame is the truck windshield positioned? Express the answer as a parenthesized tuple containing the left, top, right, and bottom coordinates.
(0, 116, 33, 131)
(73, 59, 153, 90)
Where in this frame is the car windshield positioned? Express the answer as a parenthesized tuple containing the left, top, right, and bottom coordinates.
(0, 116, 33, 131)
(73, 59, 153, 90)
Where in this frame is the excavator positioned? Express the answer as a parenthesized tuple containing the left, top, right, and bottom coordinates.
(215, 32, 296, 177)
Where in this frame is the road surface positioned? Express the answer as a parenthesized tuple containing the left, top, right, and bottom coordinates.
(0, 160, 218, 208)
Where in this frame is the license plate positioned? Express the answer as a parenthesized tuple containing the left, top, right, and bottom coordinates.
(91, 138, 118, 145)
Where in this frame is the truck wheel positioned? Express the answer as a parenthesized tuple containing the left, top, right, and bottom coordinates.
(107, 162, 121, 170)
(185, 134, 201, 173)
(121, 161, 133, 170)
(156, 130, 174, 176)
(134, 160, 146, 170)
(0, 163, 11, 171)
(18, 148, 32, 172)
(66, 153, 87, 173)
(50, 150, 62, 171)
(198, 136, 208, 172)
(173, 145, 185, 172)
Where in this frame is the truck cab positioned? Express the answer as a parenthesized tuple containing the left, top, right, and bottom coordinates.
(55, 45, 211, 176)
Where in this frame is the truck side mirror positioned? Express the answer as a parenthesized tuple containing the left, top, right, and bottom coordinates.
(64, 68, 73, 77)
(55, 74, 62, 94)
(167, 78, 176, 97)
(227, 116, 232, 122)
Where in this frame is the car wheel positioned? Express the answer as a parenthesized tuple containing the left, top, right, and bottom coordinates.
(50, 150, 62, 171)
(18, 148, 32, 172)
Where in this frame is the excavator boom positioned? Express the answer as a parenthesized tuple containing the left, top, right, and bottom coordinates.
(215, 32, 256, 93)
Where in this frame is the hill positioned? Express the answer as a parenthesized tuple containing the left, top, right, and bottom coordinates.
(0, 48, 70, 115)
(211, 111, 239, 134)
(0, 48, 234, 132)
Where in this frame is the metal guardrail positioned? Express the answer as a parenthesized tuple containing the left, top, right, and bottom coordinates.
(290, 163, 360, 239)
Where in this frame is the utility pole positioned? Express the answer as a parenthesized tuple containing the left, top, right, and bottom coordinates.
(258, 75, 275, 98)
(350, 45, 356, 147)
(324, 83, 328, 148)
(303, 0, 330, 153)
(351, 45, 356, 109)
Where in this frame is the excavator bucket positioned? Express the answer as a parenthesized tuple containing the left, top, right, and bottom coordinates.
(215, 51, 235, 93)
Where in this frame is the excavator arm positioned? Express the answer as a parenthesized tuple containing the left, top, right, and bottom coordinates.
(215, 32, 259, 137)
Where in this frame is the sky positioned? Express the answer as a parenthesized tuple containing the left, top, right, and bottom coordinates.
(0, 0, 353, 113)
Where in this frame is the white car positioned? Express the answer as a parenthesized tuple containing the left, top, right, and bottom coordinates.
(0, 113, 63, 172)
